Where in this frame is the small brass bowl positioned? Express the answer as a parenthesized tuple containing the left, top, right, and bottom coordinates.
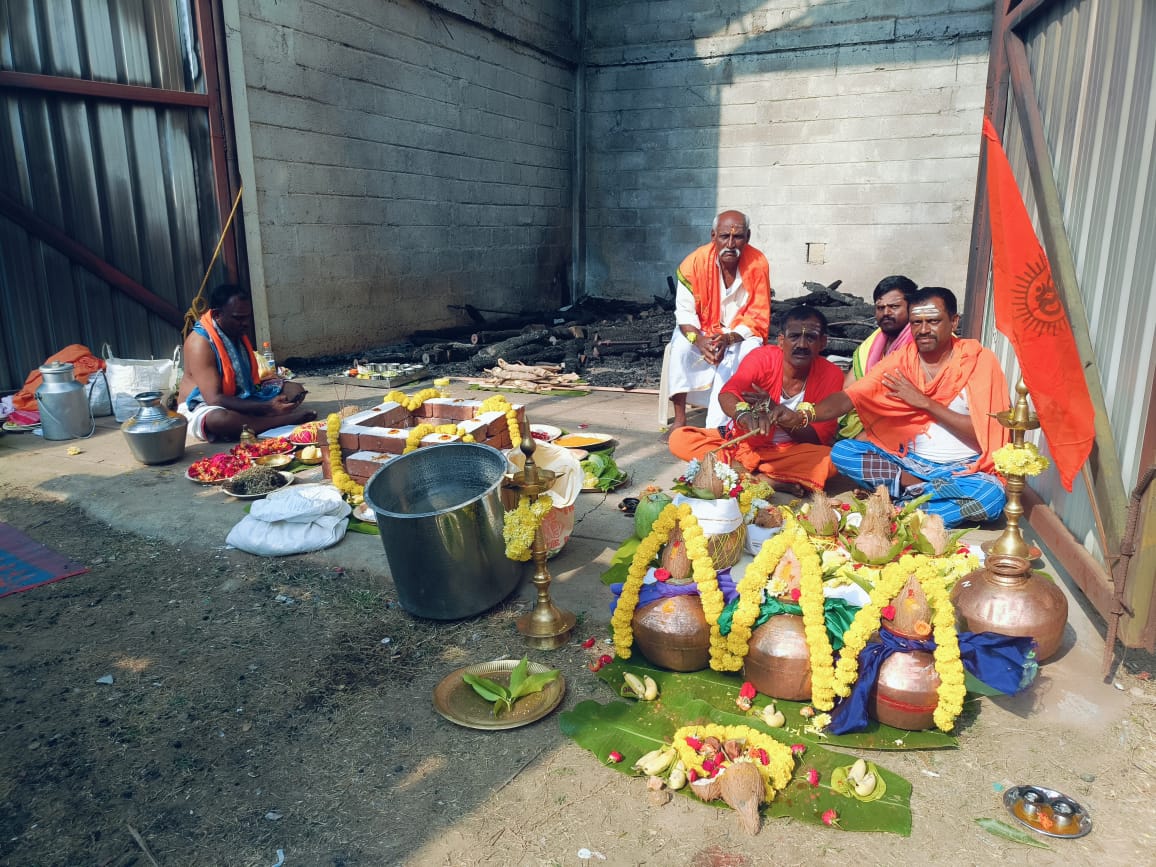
(296, 448, 323, 466)
(256, 453, 293, 469)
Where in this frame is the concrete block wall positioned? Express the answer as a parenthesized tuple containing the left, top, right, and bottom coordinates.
(582, 0, 994, 307)
(234, 0, 577, 358)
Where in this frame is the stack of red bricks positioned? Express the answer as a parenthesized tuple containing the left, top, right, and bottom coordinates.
(319, 396, 527, 487)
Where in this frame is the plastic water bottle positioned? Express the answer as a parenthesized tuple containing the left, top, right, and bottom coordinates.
(262, 341, 277, 371)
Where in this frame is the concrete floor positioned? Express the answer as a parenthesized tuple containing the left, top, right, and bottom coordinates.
(0, 375, 1130, 732)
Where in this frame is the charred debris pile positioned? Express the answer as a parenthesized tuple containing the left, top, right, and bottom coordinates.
(288, 281, 876, 390)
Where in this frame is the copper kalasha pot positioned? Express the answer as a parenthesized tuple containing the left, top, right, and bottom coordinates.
(951, 554, 1067, 662)
(869, 638, 941, 731)
(743, 614, 812, 701)
(631, 595, 711, 672)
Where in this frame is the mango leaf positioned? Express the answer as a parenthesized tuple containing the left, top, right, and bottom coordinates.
(975, 818, 1051, 849)
(512, 669, 561, 701)
(559, 697, 913, 835)
(507, 657, 529, 696)
(461, 673, 507, 703)
(597, 658, 957, 750)
(600, 537, 644, 586)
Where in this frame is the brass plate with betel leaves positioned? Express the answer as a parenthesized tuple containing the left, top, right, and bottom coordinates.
(433, 659, 566, 730)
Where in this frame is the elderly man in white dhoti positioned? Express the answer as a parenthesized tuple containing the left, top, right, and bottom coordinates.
(667, 209, 772, 430)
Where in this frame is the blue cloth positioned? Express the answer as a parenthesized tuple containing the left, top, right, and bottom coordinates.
(827, 628, 1037, 735)
(831, 438, 1006, 527)
(186, 321, 281, 410)
(610, 568, 737, 614)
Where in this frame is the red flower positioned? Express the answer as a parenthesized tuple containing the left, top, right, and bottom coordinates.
(790, 743, 806, 757)
(806, 768, 820, 786)
(822, 808, 840, 827)
(608, 751, 623, 764)
(599, 654, 613, 666)
(881, 605, 896, 621)
(740, 682, 757, 700)
(789, 587, 802, 602)
(588, 661, 603, 672)
(685, 735, 703, 751)
(957, 546, 970, 554)
(581, 637, 596, 649)
(749, 748, 769, 766)
(839, 502, 851, 511)
(702, 758, 717, 774)
(688, 769, 698, 783)
(654, 568, 671, 583)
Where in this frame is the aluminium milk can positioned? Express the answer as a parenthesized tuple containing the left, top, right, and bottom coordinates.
(35, 362, 91, 440)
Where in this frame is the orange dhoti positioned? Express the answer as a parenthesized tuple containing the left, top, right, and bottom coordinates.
(668, 427, 835, 492)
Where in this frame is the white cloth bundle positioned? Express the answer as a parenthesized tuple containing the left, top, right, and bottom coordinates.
(226, 484, 352, 556)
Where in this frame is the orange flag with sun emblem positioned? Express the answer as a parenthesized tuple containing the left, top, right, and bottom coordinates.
(983, 117, 1094, 491)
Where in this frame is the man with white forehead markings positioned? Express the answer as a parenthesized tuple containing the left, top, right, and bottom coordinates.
(775, 287, 1010, 527)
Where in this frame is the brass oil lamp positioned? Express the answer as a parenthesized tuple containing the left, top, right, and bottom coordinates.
(951, 379, 1068, 661)
(509, 436, 575, 649)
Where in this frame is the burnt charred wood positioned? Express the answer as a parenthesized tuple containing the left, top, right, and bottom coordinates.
(470, 329, 524, 346)
(417, 342, 477, 365)
(828, 322, 876, 341)
(469, 330, 549, 370)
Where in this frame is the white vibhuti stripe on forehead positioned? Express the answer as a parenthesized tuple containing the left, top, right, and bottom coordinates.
(910, 304, 940, 315)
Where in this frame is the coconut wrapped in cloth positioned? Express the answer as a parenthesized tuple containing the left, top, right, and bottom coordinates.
(670, 493, 745, 570)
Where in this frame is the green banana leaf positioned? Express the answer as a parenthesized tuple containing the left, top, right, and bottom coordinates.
(559, 695, 913, 835)
(346, 518, 380, 536)
(596, 658, 958, 751)
(975, 817, 1051, 849)
(600, 536, 643, 586)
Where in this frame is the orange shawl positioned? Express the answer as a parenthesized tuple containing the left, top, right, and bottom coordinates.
(199, 311, 259, 396)
(12, 344, 105, 411)
(846, 339, 1010, 474)
(676, 242, 771, 339)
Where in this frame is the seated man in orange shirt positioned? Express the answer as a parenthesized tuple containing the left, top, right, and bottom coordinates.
(668, 305, 844, 494)
(777, 287, 1009, 526)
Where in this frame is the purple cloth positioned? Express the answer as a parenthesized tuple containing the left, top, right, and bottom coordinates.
(610, 568, 737, 614)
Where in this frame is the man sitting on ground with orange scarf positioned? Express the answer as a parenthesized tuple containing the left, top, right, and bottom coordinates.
(668, 305, 844, 494)
(777, 287, 1009, 527)
(177, 283, 315, 441)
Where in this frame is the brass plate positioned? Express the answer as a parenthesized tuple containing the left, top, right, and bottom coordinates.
(554, 433, 613, 450)
(223, 471, 294, 500)
(432, 660, 565, 730)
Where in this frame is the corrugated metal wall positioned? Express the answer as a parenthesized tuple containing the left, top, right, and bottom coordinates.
(981, 0, 1156, 562)
(0, 0, 224, 393)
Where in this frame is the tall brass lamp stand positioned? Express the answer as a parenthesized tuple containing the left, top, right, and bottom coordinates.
(509, 437, 576, 649)
(988, 378, 1038, 560)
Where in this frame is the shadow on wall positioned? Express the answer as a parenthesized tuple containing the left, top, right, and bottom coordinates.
(583, 0, 992, 302)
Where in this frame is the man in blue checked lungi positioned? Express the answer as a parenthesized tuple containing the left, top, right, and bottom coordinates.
(774, 287, 1010, 527)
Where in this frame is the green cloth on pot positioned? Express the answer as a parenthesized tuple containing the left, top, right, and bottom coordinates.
(717, 596, 860, 651)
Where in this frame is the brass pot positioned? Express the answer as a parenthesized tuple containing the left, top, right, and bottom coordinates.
(951, 554, 1068, 662)
(870, 641, 940, 731)
(631, 595, 711, 672)
(743, 614, 812, 701)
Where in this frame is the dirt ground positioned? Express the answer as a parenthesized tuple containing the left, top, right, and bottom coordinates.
(2, 483, 1155, 867)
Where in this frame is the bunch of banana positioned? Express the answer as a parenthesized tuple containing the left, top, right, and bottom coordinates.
(622, 672, 659, 701)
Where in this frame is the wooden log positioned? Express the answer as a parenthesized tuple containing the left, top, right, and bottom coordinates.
(468, 330, 549, 369)
(470, 329, 524, 346)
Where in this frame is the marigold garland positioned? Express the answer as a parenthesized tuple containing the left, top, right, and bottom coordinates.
(503, 494, 552, 561)
(833, 553, 966, 732)
(386, 388, 440, 412)
(672, 723, 795, 801)
(610, 503, 725, 660)
(718, 518, 835, 710)
(738, 480, 775, 517)
(325, 413, 364, 501)
(403, 422, 475, 453)
(477, 395, 522, 448)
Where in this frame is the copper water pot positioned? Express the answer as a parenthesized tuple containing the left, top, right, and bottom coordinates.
(950, 554, 1068, 662)
(631, 595, 711, 672)
(743, 614, 812, 701)
(870, 641, 940, 731)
